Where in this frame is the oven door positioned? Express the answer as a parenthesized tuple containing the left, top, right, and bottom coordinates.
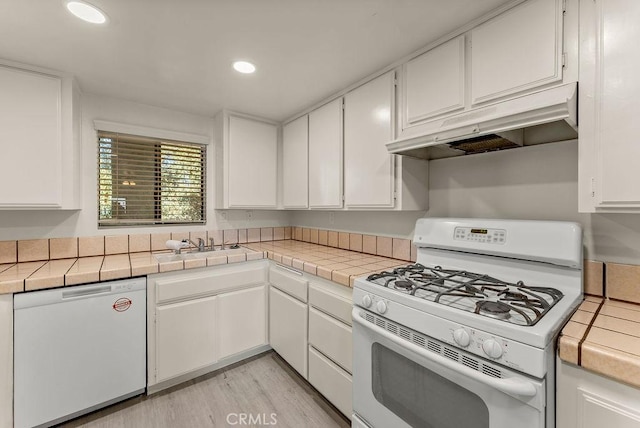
(352, 308, 546, 428)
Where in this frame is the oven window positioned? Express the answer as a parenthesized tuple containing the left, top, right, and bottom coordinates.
(372, 343, 489, 428)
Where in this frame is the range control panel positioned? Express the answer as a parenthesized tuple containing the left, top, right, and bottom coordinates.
(454, 227, 506, 244)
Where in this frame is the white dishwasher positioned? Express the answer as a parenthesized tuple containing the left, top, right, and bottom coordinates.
(14, 277, 146, 428)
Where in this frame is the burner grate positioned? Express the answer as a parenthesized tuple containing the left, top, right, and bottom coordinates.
(366, 264, 563, 326)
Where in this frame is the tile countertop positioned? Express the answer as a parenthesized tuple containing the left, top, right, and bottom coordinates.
(559, 296, 640, 388)
(0, 240, 409, 295)
(244, 240, 408, 286)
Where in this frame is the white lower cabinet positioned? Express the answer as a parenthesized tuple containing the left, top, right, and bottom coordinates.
(147, 261, 269, 392)
(307, 280, 353, 419)
(156, 296, 217, 382)
(308, 346, 353, 419)
(269, 286, 308, 378)
(218, 286, 266, 360)
(557, 358, 640, 428)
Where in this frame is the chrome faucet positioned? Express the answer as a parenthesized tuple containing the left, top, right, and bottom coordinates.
(182, 238, 205, 252)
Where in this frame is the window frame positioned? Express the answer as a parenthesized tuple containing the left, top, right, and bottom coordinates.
(95, 121, 209, 228)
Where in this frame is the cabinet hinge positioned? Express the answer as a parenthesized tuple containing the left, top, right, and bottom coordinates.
(562, 53, 567, 68)
(591, 178, 596, 198)
(562, 0, 567, 12)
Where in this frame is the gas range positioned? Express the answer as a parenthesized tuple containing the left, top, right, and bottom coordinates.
(352, 218, 583, 376)
(352, 218, 583, 428)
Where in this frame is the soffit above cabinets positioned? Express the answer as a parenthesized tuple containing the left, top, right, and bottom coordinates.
(0, 0, 513, 121)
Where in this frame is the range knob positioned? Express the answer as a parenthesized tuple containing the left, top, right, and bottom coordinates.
(453, 328, 471, 347)
(482, 339, 503, 359)
(376, 300, 388, 314)
(361, 295, 372, 308)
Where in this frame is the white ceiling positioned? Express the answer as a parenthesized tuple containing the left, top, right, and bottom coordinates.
(0, 0, 513, 122)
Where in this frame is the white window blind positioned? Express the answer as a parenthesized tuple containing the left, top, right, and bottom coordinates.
(98, 130, 206, 226)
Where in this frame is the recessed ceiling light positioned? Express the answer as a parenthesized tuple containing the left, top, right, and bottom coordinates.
(233, 61, 256, 74)
(65, 1, 108, 24)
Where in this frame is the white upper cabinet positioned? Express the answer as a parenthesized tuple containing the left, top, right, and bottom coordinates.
(344, 72, 395, 208)
(579, 0, 640, 212)
(308, 98, 343, 209)
(0, 62, 81, 209)
(402, 35, 465, 127)
(395, 0, 574, 144)
(215, 112, 278, 209)
(470, 0, 563, 104)
(282, 115, 309, 208)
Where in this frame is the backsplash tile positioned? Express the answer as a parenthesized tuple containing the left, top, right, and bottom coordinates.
(49, 238, 78, 260)
(224, 229, 238, 245)
(284, 227, 292, 240)
(105, 235, 129, 255)
(607, 263, 640, 304)
(238, 229, 248, 243)
(0, 241, 16, 264)
(18, 239, 49, 262)
(338, 232, 350, 250)
(78, 236, 105, 258)
(151, 233, 171, 252)
(318, 230, 328, 246)
(247, 228, 260, 243)
(584, 260, 604, 296)
(128, 234, 151, 253)
(362, 235, 376, 255)
(327, 231, 339, 248)
(261, 228, 273, 242)
(349, 234, 363, 252)
(376, 236, 393, 258)
(302, 228, 310, 242)
(392, 238, 411, 261)
(189, 231, 207, 245)
(208, 230, 224, 246)
(273, 227, 285, 241)
(171, 231, 190, 242)
(294, 227, 303, 241)
(310, 229, 319, 244)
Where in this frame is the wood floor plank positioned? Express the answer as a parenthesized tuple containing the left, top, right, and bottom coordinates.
(60, 351, 350, 428)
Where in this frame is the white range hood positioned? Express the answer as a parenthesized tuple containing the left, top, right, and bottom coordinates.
(387, 82, 578, 160)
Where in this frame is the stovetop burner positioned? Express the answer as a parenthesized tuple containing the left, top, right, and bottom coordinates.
(366, 263, 563, 326)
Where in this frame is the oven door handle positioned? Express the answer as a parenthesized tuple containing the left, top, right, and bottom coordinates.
(352, 308, 538, 398)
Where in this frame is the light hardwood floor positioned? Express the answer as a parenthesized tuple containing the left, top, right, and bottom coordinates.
(59, 351, 351, 428)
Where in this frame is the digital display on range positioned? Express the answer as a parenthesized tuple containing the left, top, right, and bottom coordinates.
(470, 229, 488, 234)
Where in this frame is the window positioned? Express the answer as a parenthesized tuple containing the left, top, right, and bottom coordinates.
(98, 130, 206, 226)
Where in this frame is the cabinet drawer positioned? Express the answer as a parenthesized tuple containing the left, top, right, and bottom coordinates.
(156, 264, 266, 303)
(269, 265, 308, 302)
(308, 346, 352, 419)
(309, 284, 352, 326)
(308, 307, 352, 373)
(269, 287, 308, 378)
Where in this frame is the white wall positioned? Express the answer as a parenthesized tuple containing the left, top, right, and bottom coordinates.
(292, 140, 640, 265)
(0, 94, 290, 240)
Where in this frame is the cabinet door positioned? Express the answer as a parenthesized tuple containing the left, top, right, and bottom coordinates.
(282, 115, 309, 208)
(577, 388, 640, 428)
(591, 0, 640, 208)
(156, 296, 217, 382)
(470, 0, 563, 104)
(269, 287, 308, 378)
(0, 66, 62, 208)
(344, 72, 395, 208)
(228, 115, 278, 208)
(308, 98, 343, 208)
(402, 35, 465, 126)
(218, 285, 266, 360)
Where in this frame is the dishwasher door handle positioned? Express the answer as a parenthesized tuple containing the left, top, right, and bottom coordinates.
(62, 285, 112, 299)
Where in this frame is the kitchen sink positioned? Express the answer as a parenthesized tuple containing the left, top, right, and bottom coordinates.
(153, 247, 254, 263)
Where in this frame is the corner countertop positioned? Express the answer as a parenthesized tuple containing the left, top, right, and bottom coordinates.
(0, 240, 409, 295)
(559, 296, 640, 388)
